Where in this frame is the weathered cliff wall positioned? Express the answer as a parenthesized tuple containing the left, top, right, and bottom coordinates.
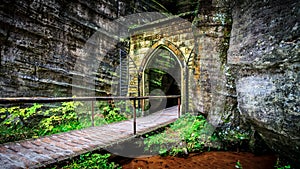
(228, 0, 300, 163)
(0, 0, 164, 97)
(192, 3, 237, 127)
(0, 0, 123, 97)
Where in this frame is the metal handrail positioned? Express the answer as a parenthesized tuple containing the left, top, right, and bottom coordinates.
(0, 95, 181, 135)
(0, 95, 180, 103)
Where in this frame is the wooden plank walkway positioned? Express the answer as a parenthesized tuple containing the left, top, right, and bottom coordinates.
(0, 106, 178, 169)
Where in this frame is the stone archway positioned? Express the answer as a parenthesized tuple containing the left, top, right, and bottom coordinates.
(139, 40, 187, 114)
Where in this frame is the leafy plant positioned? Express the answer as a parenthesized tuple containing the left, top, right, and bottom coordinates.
(0, 104, 45, 142)
(0, 101, 84, 143)
(235, 160, 243, 169)
(274, 158, 292, 169)
(38, 101, 82, 135)
(97, 101, 128, 123)
(144, 114, 211, 156)
(62, 152, 120, 169)
(1, 103, 43, 128)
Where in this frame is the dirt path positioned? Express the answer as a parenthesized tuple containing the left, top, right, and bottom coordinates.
(118, 151, 277, 169)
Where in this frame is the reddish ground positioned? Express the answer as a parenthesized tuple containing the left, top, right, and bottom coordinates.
(118, 151, 277, 169)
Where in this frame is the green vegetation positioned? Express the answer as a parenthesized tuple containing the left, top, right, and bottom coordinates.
(144, 113, 253, 156)
(0, 101, 129, 144)
(274, 158, 292, 169)
(57, 152, 120, 169)
(97, 101, 129, 123)
(0, 102, 83, 143)
(144, 114, 213, 156)
(212, 125, 251, 151)
(275, 164, 291, 169)
(235, 160, 243, 169)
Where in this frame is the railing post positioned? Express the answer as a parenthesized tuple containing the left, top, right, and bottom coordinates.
(141, 99, 145, 114)
(133, 98, 137, 135)
(177, 96, 181, 118)
(91, 101, 95, 127)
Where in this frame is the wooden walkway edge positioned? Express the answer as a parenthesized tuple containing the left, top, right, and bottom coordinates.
(0, 106, 178, 169)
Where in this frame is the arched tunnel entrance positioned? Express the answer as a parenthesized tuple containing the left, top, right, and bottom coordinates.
(142, 46, 182, 113)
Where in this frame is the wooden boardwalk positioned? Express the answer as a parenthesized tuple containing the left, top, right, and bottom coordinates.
(0, 106, 178, 169)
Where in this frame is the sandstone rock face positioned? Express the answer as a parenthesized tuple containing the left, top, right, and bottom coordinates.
(191, 3, 239, 128)
(228, 0, 300, 163)
(0, 0, 162, 97)
(0, 0, 125, 97)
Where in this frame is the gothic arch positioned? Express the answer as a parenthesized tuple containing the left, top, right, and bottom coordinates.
(139, 40, 186, 73)
(139, 40, 187, 114)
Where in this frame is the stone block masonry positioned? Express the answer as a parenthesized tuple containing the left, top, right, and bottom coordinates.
(128, 8, 232, 115)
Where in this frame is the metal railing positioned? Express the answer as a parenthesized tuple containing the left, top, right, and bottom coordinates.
(0, 95, 181, 135)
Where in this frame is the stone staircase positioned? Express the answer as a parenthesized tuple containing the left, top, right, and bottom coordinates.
(116, 48, 139, 97)
(118, 49, 129, 96)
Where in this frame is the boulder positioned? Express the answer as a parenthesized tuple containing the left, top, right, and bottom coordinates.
(228, 0, 300, 163)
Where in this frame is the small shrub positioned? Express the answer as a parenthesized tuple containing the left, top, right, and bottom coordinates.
(144, 114, 211, 156)
(97, 101, 128, 123)
(39, 101, 82, 135)
(1, 103, 43, 128)
(62, 152, 120, 169)
(0, 101, 83, 143)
